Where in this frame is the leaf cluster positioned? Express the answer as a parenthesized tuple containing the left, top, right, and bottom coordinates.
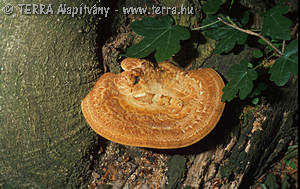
(201, 0, 298, 102)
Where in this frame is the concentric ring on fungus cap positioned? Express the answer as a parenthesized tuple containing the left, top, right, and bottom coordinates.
(81, 58, 225, 149)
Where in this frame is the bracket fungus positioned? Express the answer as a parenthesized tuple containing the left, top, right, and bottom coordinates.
(81, 58, 225, 149)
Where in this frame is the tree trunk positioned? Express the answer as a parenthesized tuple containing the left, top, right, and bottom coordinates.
(0, 0, 109, 188)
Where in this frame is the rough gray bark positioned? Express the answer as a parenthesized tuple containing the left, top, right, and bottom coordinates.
(0, 1, 105, 188)
(180, 57, 298, 189)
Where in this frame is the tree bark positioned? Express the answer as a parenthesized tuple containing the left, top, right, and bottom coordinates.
(0, 1, 108, 188)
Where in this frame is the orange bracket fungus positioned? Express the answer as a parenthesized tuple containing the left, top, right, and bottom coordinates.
(81, 58, 225, 149)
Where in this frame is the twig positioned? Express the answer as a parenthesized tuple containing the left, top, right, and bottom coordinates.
(192, 20, 221, 31)
(291, 22, 299, 39)
(217, 17, 283, 56)
(282, 40, 286, 53)
(120, 164, 138, 188)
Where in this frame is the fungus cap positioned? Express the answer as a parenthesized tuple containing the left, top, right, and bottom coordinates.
(81, 58, 225, 149)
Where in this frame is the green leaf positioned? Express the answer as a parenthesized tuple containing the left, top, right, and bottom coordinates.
(260, 183, 268, 189)
(222, 60, 258, 102)
(229, 0, 235, 9)
(263, 40, 282, 54)
(203, 0, 222, 14)
(263, 173, 279, 189)
(281, 174, 291, 189)
(202, 16, 248, 54)
(124, 15, 190, 62)
(283, 144, 298, 161)
(251, 97, 259, 105)
(248, 63, 253, 68)
(248, 82, 268, 98)
(258, 38, 267, 45)
(269, 40, 298, 86)
(282, 145, 298, 183)
(262, 5, 292, 40)
(253, 49, 263, 58)
(241, 11, 250, 25)
(283, 159, 296, 169)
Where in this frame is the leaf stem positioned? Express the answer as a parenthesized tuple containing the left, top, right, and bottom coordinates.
(192, 20, 221, 31)
(217, 17, 283, 56)
(282, 40, 286, 53)
(253, 63, 263, 70)
(226, 16, 236, 26)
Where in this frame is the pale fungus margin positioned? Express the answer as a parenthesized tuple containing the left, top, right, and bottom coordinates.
(81, 58, 225, 149)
